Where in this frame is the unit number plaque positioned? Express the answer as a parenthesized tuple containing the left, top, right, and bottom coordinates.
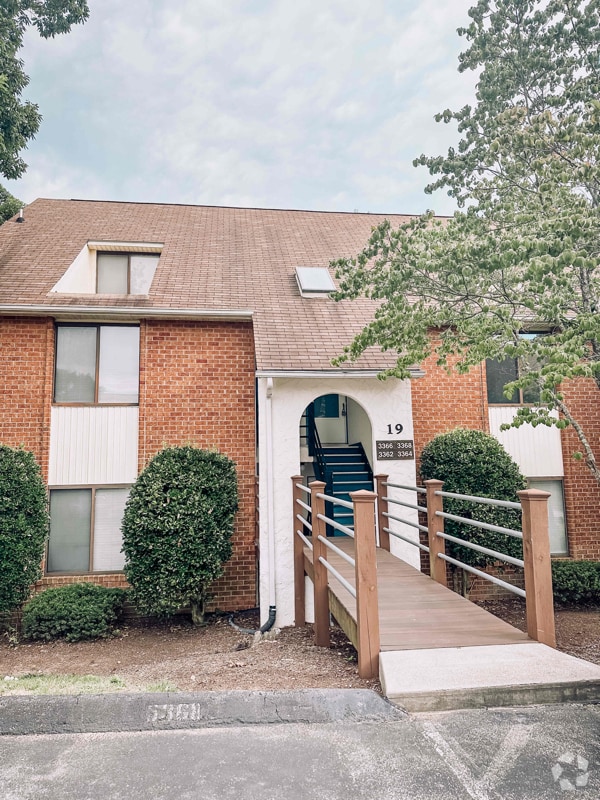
(376, 440, 415, 460)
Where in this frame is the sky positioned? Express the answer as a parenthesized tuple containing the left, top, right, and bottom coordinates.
(6, 0, 478, 216)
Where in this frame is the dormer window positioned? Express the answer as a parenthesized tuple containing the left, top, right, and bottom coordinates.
(50, 241, 162, 295)
(295, 266, 336, 297)
(97, 252, 159, 294)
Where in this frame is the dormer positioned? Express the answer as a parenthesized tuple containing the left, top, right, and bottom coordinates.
(50, 241, 163, 295)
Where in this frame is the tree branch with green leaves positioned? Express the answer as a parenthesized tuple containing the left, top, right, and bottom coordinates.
(0, 1, 89, 180)
(333, 0, 600, 485)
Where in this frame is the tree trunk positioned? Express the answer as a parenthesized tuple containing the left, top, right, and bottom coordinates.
(554, 395, 600, 487)
(190, 598, 206, 626)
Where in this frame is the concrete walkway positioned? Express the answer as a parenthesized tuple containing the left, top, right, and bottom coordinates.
(380, 642, 600, 711)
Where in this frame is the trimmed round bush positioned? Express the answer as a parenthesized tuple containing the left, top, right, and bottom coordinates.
(552, 561, 600, 605)
(420, 428, 525, 570)
(22, 584, 127, 641)
(0, 445, 49, 614)
(122, 446, 238, 624)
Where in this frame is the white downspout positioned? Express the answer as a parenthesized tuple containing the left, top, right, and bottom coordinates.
(263, 376, 277, 628)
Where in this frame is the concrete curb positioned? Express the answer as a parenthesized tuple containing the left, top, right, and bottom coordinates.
(0, 689, 405, 736)
(387, 679, 600, 713)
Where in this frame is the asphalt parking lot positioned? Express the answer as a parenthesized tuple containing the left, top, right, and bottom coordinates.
(1, 692, 599, 799)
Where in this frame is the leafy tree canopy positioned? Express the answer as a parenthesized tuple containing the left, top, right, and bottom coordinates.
(0, 1, 90, 180)
(333, 0, 600, 484)
(0, 184, 21, 223)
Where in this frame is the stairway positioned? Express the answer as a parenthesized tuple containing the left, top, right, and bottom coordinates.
(317, 444, 373, 533)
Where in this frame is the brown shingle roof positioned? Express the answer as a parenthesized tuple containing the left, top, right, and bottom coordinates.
(0, 199, 415, 371)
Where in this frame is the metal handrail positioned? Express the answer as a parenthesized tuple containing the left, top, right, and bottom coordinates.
(437, 553, 526, 598)
(317, 535, 356, 568)
(296, 513, 312, 532)
(295, 482, 311, 495)
(383, 481, 427, 494)
(312, 419, 326, 481)
(318, 557, 357, 598)
(316, 491, 353, 510)
(382, 510, 428, 534)
(296, 528, 313, 551)
(437, 531, 524, 568)
(436, 510, 523, 539)
(386, 496, 427, 514)
(384, 526, 430, 553)
(435, 490, 521, 511)
(296, 498, 311, 514)
(317, 514, 355, 538)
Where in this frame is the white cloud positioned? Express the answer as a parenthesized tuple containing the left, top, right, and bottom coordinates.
(6, 0, 477, 214)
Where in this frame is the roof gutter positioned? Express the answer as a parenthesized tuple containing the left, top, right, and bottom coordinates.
(255, 368, 425, 379)
(0, 305, 254, 321)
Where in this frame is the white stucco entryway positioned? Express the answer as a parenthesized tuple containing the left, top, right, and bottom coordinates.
(257, 374, 420, 626)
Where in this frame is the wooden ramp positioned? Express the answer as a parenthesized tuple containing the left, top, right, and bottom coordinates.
(304, 539, 531, 653)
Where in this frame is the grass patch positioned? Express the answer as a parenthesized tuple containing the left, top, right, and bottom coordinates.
(0, 673, 183, 695)
(145, 680, 180, 693)
(0, 673, 127, 695)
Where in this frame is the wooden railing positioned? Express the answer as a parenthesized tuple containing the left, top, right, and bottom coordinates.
(377, 475, 556, 648)
(292, 473, 556, 680)
(292, 477, 380, 678)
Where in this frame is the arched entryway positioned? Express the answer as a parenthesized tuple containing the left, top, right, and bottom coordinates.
(299, 394, 373, 530)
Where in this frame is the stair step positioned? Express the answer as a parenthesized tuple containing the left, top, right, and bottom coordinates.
(315, 441, 372, 531)
(324, 459, 362, 466)
(321, 446, 362, 452)
(332, 516, 354, 527)
(333, 510, 354, 520)
(332, 479, 372, 486)
(331, 470, 370, 476)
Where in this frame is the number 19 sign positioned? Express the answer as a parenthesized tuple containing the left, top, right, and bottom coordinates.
(376, 440, 415, 460)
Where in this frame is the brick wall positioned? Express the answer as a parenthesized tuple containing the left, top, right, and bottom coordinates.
(560, 377, 600, 559)
(411, 346, 489, 478)
(138, 319, 257, 611)
(0, 317, 53, 480)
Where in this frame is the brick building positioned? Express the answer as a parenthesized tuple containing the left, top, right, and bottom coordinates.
(0, 199, 597, 626)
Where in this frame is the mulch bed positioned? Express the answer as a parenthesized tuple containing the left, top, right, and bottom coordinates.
(478, 598, 600, 665)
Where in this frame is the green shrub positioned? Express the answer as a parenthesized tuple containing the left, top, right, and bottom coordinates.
(0, 445, 49, 614)
(122, 446, 238, 624)
(420, 428, 525, 569)
(22, 584, 127, 642)
(551, 561, 600, 605)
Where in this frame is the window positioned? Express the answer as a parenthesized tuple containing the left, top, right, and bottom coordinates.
(96, 252, 159, 294)
(486, 333, 544, 405)
(54, 325, 140, 404)
(528, 479, 568, 555)
(486, 357, 542, 404)
(47, 487, 129, 573)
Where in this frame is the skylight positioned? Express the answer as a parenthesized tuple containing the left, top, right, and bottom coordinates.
(295, 267, 336, 297)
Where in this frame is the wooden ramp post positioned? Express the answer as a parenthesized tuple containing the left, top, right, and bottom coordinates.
(352, 489, 380, 679)
(425, 479, 447, 585)
(518, 488, 556, 648)
(291, 475, 305, 627)
(310, 481, 330, 647)
(374, 474, 390, 552)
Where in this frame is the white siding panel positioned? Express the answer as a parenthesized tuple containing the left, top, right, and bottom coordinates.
(49, 407, 138, 485)
(488, 406, 564, 478)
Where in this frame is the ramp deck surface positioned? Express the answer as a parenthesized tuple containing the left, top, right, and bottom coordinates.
(304, 538, 531, 651)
